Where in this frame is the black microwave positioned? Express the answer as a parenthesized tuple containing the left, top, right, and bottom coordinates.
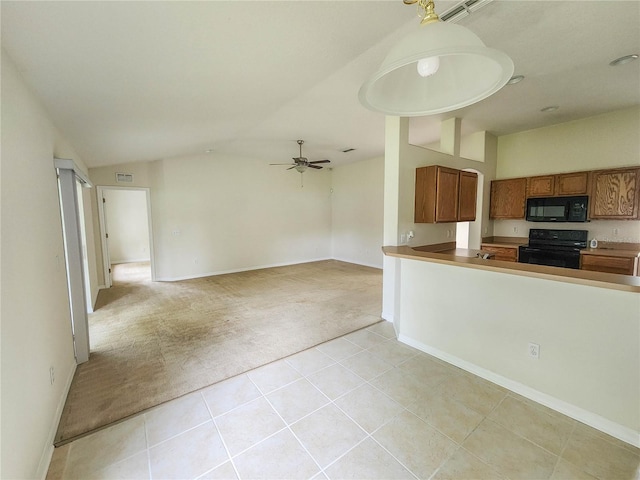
(526, 195, 589, 222)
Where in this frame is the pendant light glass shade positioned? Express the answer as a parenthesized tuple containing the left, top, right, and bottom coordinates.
(359, 21, 514, 116)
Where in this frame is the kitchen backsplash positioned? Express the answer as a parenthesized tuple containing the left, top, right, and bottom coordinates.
(493, 219, 640, 243)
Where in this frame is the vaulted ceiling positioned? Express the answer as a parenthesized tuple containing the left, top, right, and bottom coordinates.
(2, 1, 639, 168)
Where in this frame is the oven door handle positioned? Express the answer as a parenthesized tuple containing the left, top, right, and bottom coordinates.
(521, 247, 543, 253)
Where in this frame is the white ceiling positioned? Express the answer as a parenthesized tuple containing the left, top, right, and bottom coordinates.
(2, 1, 639, 169)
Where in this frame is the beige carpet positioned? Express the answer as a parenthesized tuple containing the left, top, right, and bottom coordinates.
(55, 260, 382, 445)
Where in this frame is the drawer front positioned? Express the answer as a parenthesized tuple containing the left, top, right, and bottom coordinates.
(581, 255, 636, 275)
(481, 245, 518, 262)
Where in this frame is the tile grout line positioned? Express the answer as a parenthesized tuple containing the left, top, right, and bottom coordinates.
(143, 414, 153, 480)
(67, 417, 154, 479)
(549, 420, 583, 479)
(241, 348, 409, 478)
(201, 389, 243, 480)
(69, 331, 443, 479)
(259, 389, 327, 478)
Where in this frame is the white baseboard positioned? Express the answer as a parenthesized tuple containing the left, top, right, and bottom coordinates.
(398, 334, 640, 449)
(111, 259, 151, 265)
(381, 310, 394, 323)
(133, 257, 382, 283)
(331, 256, 383, 270)
(154, 257, 333, 282)
(36, 358, 77, 479)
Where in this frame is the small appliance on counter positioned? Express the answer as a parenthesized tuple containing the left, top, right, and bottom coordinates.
(525, 195, 588, 222)
(519, 229, 588, 269)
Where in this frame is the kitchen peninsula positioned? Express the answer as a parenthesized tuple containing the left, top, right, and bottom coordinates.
(383, 244, 640, 448)
(383, 244, 640, 292)
(381, 112, 640, 449)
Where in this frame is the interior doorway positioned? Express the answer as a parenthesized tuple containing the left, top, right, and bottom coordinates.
(97, 186, 155, 287)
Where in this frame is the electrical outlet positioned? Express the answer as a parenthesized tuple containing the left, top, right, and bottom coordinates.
(612, 228, 619, 236)
(49, 366, 55, 385)
(513, 226, 519, 234)
(400, 234, 406, 243)
(528, 343, 540, 360)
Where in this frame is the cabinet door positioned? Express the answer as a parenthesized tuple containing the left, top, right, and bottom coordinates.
(527, 175, 554, 197)
(480, 245, 518, 262)
(555, 171, 589, 196)
(581, 255, 636, 275)
(435, 166, 460, 223)
(414, 166, 436, 223)
(458, 171, 478, 221)
(590, 168, 640, 219)
(490, 178, 527, 219)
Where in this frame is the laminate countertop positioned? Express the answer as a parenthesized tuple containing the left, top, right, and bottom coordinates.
(383, 245, 640, 293)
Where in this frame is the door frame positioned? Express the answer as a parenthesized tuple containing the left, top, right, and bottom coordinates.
(96, 185, 156, 287)
(55, 158, 92, 364)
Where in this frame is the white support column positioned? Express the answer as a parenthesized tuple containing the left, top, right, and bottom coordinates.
(382, 116, 407, 328)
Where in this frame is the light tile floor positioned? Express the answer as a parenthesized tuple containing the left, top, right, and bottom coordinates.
(47, 321, 640, 480)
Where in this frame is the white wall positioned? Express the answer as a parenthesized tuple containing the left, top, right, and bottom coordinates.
(1, 51, 97, 479)
(382, 116, 498, 328)
(390, 117, 498, 250)
(495, 107, 640, 242)
(331, 157, 384, 268)
(103, 189, 150, 264)
(397, 259, 640, 445)
(91, 154, 333, 281)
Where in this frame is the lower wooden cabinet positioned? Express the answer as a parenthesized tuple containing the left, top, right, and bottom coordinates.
(480, 244, 518, 262)
(581, 254, 638, 276)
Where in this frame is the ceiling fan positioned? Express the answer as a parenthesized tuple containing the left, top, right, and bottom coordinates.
(270, 140, 330, 173)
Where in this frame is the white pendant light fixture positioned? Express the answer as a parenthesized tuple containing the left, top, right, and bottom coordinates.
(359, 0, 514, 116)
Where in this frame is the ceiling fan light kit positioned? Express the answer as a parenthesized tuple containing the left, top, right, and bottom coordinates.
(270, 140, 331, 186)
(359, 0, 514, 116)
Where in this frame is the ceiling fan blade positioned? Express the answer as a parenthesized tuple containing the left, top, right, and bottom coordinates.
(308, 164, 323, 169)
(287, 166, 297, 170)
(270, 163, 295, 165)
(309, 159, 330, 164)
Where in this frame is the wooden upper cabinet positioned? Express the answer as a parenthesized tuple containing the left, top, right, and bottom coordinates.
(414, 165, 476, 223)
(527, 172, 589, 197)
(490, 178, 527, 219)
(555, 171, 589, 195)
(458, 171, 478, 221)
(590, 167, 640, 219)
(527, 175, 555, 197)
(435, 167, 460, 222)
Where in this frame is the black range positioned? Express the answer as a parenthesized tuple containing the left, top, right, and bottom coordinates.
(518, 229, 588, 269)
